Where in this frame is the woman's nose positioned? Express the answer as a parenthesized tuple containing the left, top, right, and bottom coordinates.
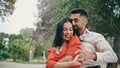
(66, 30, 71, 34)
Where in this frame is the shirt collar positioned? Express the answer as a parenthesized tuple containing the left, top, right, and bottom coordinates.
(83, 28, 91, 34)
(80, 28, 90, 41)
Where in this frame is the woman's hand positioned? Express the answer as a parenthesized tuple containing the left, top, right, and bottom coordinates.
(70, 54, 85, 66)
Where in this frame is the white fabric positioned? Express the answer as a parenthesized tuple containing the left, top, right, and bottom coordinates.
(80, 29, 118, 68)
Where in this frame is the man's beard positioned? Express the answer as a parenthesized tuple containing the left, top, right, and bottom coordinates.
(73, 28, 80, 36)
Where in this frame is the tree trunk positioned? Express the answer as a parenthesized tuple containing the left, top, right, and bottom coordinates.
(13, 53, 17, 62)
(107, 34, 120, 68)
(113, 34, 120, 64)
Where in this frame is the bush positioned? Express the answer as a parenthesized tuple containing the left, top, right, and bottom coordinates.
(22, 44, 35, 61)
(0, 55, 3, 60)
(1, 51, 10, 60)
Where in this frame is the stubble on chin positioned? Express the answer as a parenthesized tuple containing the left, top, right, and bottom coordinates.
(73, 28, 80, 36)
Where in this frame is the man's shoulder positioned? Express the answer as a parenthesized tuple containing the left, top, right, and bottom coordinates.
(90, 31, 101, 36)
(86, 29, 101, 36)
(88, 30, 104, 39)
(84, 29, 105, 40)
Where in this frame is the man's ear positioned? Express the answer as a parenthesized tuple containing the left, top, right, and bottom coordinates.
(85, 18, 88, 25)
(83, 17, 88, 25)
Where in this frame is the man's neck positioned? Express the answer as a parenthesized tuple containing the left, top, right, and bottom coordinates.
(80, 28, 86, 35)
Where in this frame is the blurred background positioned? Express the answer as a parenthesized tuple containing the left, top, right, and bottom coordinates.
(0, 0, 120, 68)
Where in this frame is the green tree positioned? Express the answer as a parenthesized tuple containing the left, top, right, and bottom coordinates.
(8, 34, 23, 46)
(1, 51, 10, 60)
(0, 32, 8, 42)
(19, 27, 34, 38)
(10, 45, 23, 62)
(22, 44, 35, 61)
(0, 41, 5, 52)
(0, 41, 5, 58)
(8, 34, 24, 61)
(19, 27, 34, 45)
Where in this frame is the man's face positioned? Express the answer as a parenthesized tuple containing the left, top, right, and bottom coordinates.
(70, 13, 87, 33)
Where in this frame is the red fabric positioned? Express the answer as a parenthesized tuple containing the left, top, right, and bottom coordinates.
(46, 48, 57, 68)
(46, 36, 81, 68)
(67, 36, 81, 58)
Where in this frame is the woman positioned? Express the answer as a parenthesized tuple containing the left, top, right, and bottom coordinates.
(46, 17, 82, 68)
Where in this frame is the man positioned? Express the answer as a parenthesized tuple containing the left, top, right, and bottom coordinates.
(70, 8, 118, 68)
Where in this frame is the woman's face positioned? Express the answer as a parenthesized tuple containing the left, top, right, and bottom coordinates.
(63, 22, 73, 41)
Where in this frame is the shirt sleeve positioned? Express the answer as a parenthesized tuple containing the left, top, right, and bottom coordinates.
(66, 36, 81, 58)
(46, 48, 57, 68)
(94, 35, 118, 64)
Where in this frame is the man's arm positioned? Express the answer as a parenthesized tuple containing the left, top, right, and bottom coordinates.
(94, 35, 118, 64)
(75, 35, 118, 64)
(74, 46, 97, 63)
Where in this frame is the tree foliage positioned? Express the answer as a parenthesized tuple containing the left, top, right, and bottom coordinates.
(19, 27, 34, 39)
(22, 44, 35, 61)
(0, 32, 8, 42)
(10, 44, 23, 62)
(0, 0, 16, 22)
(1, 51, 10, 60)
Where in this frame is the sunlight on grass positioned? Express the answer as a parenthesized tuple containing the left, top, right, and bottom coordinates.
(16, 59, 46, 64)
(6, 58, 46, 64)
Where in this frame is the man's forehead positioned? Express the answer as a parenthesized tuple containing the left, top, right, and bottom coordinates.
(70, 14, 80, 18)
(71, 13, 80, 16)
(71, 14, 86, 20)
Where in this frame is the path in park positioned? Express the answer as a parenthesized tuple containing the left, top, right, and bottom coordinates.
(0, 61, 120, 68)
(0, 61, 45, 68)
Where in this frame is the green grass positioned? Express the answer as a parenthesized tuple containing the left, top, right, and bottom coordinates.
(4, 58, 46, 64)
(15, 59, 46, 64)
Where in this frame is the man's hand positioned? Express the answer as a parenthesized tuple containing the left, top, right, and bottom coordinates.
(71, 54, 85, 66)
(74, 46, 97, 61)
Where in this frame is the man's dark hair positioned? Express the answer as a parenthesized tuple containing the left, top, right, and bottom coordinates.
(70, 8, 88, 17)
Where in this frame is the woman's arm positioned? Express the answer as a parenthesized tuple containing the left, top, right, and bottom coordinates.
(58, 55, 73, 62)
(54, 55, 82, 68)
(47, 36, 82, 68)
(54, 36, 82, 68)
